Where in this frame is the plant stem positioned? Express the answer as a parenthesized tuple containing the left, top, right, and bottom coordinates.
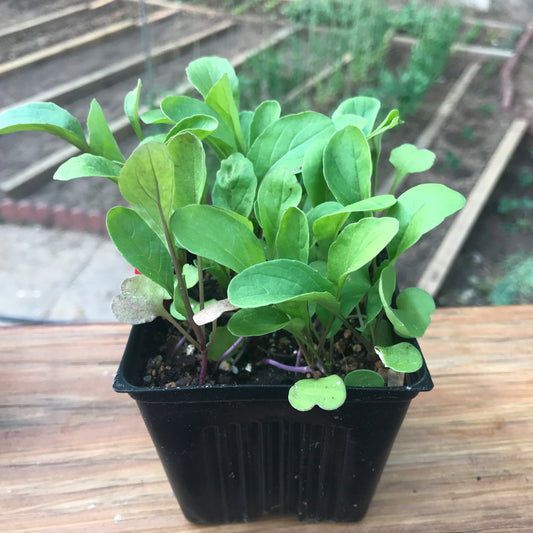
(336, 313, 375, 355)
(260, 358, 312, 374)
(216, 336, 245, 369)
(162, 310, 201, 350)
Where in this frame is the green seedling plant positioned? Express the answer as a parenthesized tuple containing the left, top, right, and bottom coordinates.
(0, 56, 465, 410)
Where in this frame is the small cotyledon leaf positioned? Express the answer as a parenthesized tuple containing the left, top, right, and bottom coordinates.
(288, 375, 346, 411)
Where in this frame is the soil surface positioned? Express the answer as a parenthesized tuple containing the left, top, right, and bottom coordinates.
(140, 318, 386, 389)
(1, 0, 532, 307)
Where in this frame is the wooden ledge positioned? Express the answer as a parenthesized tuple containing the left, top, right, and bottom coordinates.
(1, 305, 532, 531)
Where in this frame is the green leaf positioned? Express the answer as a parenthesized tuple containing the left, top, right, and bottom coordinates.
(387, 183, 466, 258)
(248, 111, 334, 178)
(375, 342, 423, 373)
(239, 109, 254, 151)
(378, 265, 435, 338)
(118, 141, 175, 244)
(257, 167, 302, 255)
(165, 114, 218, 141)
(111, 275, 170, 325)
(54, 154, 121, 183)
(332, 96, 381, 136)
(389, 144, 435, 193)
(344, 369, 385, 387)
(212, 153, 257, 218)
(275, 207, 309, 263)
(124, 79, 144, 140)
(205, 73, 245, 151)
(0, 102, 89, 152)
(228, 306, 290, 337)
(339, 269, 371, 316)
(288, 375, 347, 411)
(141, 108, 173, 125)
(228, 259, 336, 308)
(313, 195, 397, 244)
(160, 95, 236, 158)
(328, 217, 399, 286)
(166, 132, 207, 208)
(323, 125, 372, 205)
(207, 326, 240, 361)
(249, 100, 281, 146)
(332, 113, 367, 132)
(87, 99, 124, 162)
(171, 205, 265, 273)
(382, 286, 436, 338)
(367, 108, 401, 139)
(106, 207, 174, 295)
(182, 263, 199, 289)
(186, 56, 239, 105)
(302, 138, 331, 207)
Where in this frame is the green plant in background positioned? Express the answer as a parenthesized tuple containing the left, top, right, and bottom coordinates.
(445, 150, 461, 170)
(517, 166, 533, 187)
(489, 254, 533, 305)
(479, 102, 495, 116)
(462, 22, 482, 44)
(462, 126, 474, 140)
(498, 196, 533, 231)
(0, 57, 465, 410)
(366, 3, 462, 117)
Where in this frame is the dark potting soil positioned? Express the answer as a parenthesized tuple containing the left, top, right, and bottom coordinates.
(139, 319, 387, 389)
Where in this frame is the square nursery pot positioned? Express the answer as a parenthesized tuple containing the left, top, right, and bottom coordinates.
(113, 319, 433, 524)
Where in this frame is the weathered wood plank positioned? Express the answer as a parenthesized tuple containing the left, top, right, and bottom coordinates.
(1, 306, 532, 531)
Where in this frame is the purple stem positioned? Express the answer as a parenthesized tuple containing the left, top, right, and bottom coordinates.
(171, 334, 187, 357)
(216, 336, 245, 369)
(261, 358, 312, 374)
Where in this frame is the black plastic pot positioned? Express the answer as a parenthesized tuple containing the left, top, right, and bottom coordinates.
(113, 320, 433, 524)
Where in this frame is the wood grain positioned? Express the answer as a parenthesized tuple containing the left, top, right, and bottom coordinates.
(1, 306, 532, 532)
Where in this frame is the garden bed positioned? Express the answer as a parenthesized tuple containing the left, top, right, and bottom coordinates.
(1, 0, 532, 307)
(437, 134, 533, 306)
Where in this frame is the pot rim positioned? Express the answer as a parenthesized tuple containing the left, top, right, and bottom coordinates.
(113, 322, 433, 404)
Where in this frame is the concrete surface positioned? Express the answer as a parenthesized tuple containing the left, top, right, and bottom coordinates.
(0, 223, 132, 325)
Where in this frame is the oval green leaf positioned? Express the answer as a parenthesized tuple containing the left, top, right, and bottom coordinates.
(228, 306, 290, 337)
(118, 141, 175, 244)
(323, 125, 372, 205)
(331, 96, 381, 136)
(248, 111, 334, 178)
(171, 204, 265, 273)
(387, 183, 466, 259)
(166, 132, 207, 208)
(228, 259, 336, 308)
(0, 102, 89, 152)
(107, 206, 174, 296)
(327, 217, 399, 286)
(375, 342, 423, 373)
(288, 375, 347, 411)
(54, 154, 122, 183)
(275, 207, 309, 263)
(344, 369, 385, 387)
(257, 167, 302, 254)
(212, 152, 257, 218)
